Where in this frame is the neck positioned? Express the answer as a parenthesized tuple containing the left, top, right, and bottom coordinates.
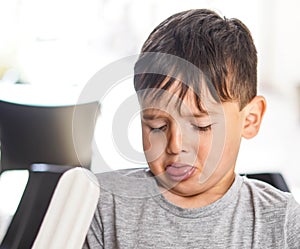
(160, 171, 236, 209)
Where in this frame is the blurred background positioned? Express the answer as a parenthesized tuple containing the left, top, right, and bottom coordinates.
(0, 0, 300, 202)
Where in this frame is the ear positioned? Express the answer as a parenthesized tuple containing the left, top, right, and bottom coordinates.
(242, 96, 266, 139)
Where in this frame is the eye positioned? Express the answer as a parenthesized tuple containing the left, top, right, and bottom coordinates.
(192, 124, 212, 132)
(150, 125, 167, 133)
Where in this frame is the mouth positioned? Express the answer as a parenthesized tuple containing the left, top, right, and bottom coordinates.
(165, 163, 196, 182)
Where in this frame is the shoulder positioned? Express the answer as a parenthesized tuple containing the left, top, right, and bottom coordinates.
(83, 168, 151, 249)
(240, 175, 293, 209)
(240, 175, 300, 244)
(94, 167, 158, 200)
(96, 167, 152, 180)
(241, 177, 300, 233)
(96, 167, 154, 191)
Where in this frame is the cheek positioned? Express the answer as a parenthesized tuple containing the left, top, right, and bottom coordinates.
(196, 126, 228, 183)
(209, 116, 242, 171)
(142, 130, 167, 163)
(224, 113, 243, 153)
(195, 135, 212, 162)
(223, 126, 241, 161)
(142, 130, 151, 151)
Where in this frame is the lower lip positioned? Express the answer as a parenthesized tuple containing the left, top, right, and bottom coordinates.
(165, 166, 196, 182)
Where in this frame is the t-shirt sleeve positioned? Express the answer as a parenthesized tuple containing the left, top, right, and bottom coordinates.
(285, 195, 300, 247)
(82, 207, 104, 249)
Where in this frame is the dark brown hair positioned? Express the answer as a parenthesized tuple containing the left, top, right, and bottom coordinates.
(134, 9, 257, 110)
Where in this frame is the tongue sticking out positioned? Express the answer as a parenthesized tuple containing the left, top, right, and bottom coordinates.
(165, 165, 196, 182)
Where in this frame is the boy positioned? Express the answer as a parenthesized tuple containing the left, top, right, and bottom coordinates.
(83, 9, 300, 248)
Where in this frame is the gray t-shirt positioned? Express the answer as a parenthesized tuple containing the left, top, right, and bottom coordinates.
(83, 168, 300, 249)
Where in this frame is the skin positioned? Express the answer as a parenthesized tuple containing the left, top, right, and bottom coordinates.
(140, 82, 266, 208)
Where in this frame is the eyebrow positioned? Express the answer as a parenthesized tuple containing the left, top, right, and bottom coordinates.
(182, 112, 209, 118)
(142, 112, 210, 120)
(142, 114, 164, 120)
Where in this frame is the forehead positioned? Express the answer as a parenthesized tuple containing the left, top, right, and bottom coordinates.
(139, 79, 221, 116)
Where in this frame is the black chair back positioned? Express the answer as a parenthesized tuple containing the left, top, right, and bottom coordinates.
(0, 100, 100, 171)
(242, 172, 290, 192)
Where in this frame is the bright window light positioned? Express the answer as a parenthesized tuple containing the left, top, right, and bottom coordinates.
(0, 170, 29, 242)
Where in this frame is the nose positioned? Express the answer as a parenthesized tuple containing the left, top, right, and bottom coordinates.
(166, 124, 184, 155)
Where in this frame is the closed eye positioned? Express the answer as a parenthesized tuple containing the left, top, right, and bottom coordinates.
(150, 125, 167, 133)
(192, 124, 212, 132)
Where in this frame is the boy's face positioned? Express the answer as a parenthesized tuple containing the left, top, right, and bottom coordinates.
(140, 82, 246, 198)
